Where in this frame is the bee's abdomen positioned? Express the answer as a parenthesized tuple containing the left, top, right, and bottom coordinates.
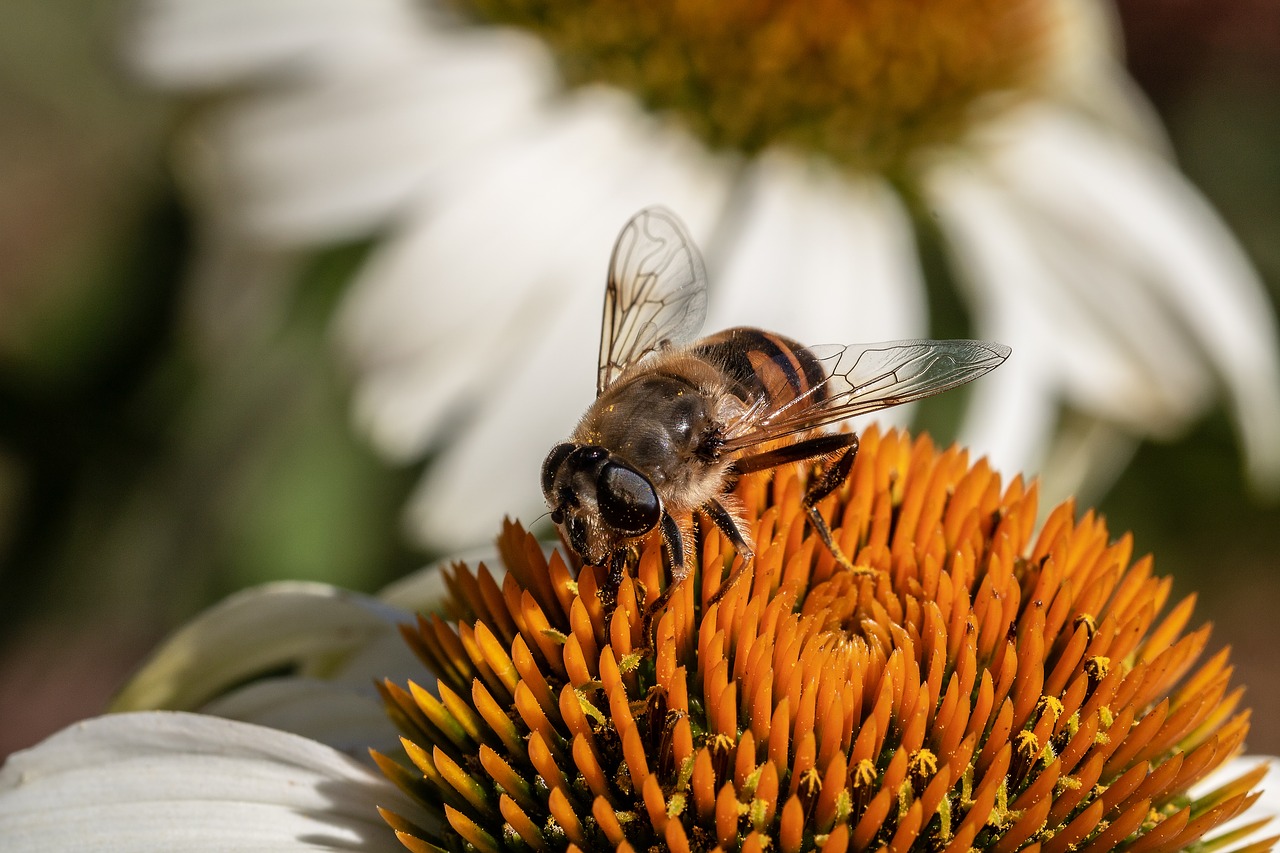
(692, 327, 827, 410)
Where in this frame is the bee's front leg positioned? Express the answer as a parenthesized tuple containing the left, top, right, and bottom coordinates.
(641, 511, 686, 641)
(660, 511, 685, 584)
(703, 498, 755, 605)
(599, 549, 629, 615)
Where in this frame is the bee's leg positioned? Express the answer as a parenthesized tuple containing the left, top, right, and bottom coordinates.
(660, 511, 685, 585)
(599, 548, 629, 617)
(642, 511, 686, 639)
(734, 432, 869, 576)
(732, 432, 858, 474)
(802, 450, 862, 573)
(703, 498, 755, 606)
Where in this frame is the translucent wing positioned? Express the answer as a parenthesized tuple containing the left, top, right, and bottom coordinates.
(598, 207, 708, 395)
(721, 339, 1012, 450)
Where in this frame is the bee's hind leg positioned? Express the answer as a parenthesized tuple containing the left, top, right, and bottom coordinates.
(735, 432, 869, 577)
(799, 438, 873, 577)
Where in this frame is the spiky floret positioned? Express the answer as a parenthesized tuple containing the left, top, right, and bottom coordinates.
(375, 427, 1270, 853)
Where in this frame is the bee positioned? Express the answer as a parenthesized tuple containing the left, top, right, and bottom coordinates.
(542, 207, 1011, 613)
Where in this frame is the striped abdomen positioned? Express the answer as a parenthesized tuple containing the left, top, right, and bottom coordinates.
(691, 327, 829, 415)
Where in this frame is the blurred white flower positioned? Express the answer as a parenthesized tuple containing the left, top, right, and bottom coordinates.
(126, 0, 1280, 550)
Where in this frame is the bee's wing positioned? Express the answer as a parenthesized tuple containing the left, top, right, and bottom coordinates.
(598, 207, 708, 395)
(722, 339, 1012, 451)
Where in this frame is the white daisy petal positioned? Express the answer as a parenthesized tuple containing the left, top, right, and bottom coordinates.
(127, 0, 427, 89)
(389, 97, 732, 548)
(112, 582, 410, 714)
(960, 323, 1141, 505)
(987, 105, 1280, 485)
(402, 273, 600, 548)
(188, 29, 555, 244)
(955, 338, 1062, 483)
(339, 88, 730, 465)
(0, 712, 426, 852)
(1008, 196, 1213, 424)
(928, 152, 1177, 426)
(194, 624, 429, 761)
(1040, 0, 1170, 150)
(109, 568, 453, 761)
(337, 100, 642, 459)
(201, 679, 404, 759)
(926, 153, 1167, 493)
(711, 151, 927, 345)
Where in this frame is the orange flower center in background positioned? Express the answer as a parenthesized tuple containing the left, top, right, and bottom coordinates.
(376, 427, 1263, 852)
(451, 0, 1053, 172)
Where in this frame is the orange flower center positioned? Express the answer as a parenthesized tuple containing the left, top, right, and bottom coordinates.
(453, 0, 1054, 172)
(376, 427, 1260, 852)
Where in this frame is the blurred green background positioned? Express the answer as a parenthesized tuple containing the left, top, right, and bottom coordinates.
(1, 0, 1277, 759)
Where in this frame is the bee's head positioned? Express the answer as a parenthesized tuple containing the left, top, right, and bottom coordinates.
(541, 442, 661, 563)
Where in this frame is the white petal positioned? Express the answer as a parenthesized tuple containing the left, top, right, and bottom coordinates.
(195, 625, 430, 762)
(926, 149, 1206, 471)
(1038, 0, 1170, 151)
(401, 272, 601, 548)
(1032, 417, 1140, 507)
(391, 97, 732, 548)
(112, 582, 410, 714)
(127, 0, 428, 89)
(984, 105, 1280, 487)
(954, 336, 1063, 483)
(339, 87, 730, 464)
(710, 151, 927, 346)
(201, 679, 404, 759)
(186, 29, 555, 244)
(1017, 206, 1215, 422)
(0, 712, 429, 852)
(927, 157, 1175, 496)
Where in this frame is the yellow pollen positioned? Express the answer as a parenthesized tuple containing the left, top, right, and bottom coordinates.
(834, 788, 853, 824)
(1036, 695, 1064, 721)
(1058, 775, 1082, 792)
(452, 0, 1054, 172)
(898, 781, 913, 818)
(1085, 655, 1111, 682)
(908, 748, 939, 780)
(798, 767, 823, 798)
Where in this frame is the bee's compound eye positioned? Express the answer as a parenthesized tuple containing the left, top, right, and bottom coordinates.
(542, 443, 575, 500)
(597, 463, 660, 536)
